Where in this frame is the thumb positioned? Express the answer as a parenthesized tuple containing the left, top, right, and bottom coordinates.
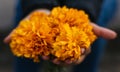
(3, 31, 14, 44)
(91, 23, 117, 39)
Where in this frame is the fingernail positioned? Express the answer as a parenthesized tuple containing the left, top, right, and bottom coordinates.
(65, 60, 72, 64)
(42, 56, 49, 60)
(81, 48, 86, 55)
(53, 59, 60, 65)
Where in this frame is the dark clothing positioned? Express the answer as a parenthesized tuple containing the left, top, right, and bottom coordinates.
(14, 0, 117, 72)
(21, 0, 103, 22)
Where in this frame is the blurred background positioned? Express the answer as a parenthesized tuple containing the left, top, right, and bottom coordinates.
(0, 0, 15, 72)
(0, 0, 120, 72)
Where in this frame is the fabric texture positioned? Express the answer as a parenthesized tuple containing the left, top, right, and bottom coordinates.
(13, 0, 117, 72)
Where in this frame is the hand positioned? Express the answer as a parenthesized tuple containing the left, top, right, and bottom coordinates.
(40, 23, 117, 65)
(4, 10, 117, 65)
(41, 47, 90, 65)
(4, 22, 117, 65)
(4, 22, 117, 44)
(4, 9, 50, 43)
(91, 23, 117, 39)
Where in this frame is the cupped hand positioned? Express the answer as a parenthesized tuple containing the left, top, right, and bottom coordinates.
(42, 47, 90, 65)
(4, 22, 117, 44)
(91, 23, 117, 39)
(4, 9, 50, 43)
(3, 10, 117, 65)
(41, 22, 117, 65)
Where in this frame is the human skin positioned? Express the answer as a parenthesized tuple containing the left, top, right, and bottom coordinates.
(4, 9, 117, 65)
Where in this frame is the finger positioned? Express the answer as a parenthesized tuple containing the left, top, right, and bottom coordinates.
(52, 58, 60, 65)
(85, 47, 91, 55)
(4, 32, 12, 44)
(65, 59, 72, 64)
(74, 47, 91, 64)
(91, 23, 117, 39)
(42, 55, 49, 60)
(4, 29, 16, 44)
(81, 48, 86, 55)
(75, 55, 85, 64)
(81, 47, 91, 55)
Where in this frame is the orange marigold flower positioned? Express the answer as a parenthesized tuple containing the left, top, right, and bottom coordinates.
(10, 6, 97, 62)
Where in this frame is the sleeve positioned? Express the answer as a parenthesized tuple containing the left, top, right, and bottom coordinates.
(64, 0, 103, 22)
(21, 0, 59, 17)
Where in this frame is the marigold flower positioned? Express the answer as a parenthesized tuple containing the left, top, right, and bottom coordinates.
(10, 6, 97, 62)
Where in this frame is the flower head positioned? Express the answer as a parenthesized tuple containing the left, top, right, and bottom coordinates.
(10, 6, 97, 62)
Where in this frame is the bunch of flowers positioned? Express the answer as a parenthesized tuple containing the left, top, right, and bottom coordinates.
(10, 6, 97, 63)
